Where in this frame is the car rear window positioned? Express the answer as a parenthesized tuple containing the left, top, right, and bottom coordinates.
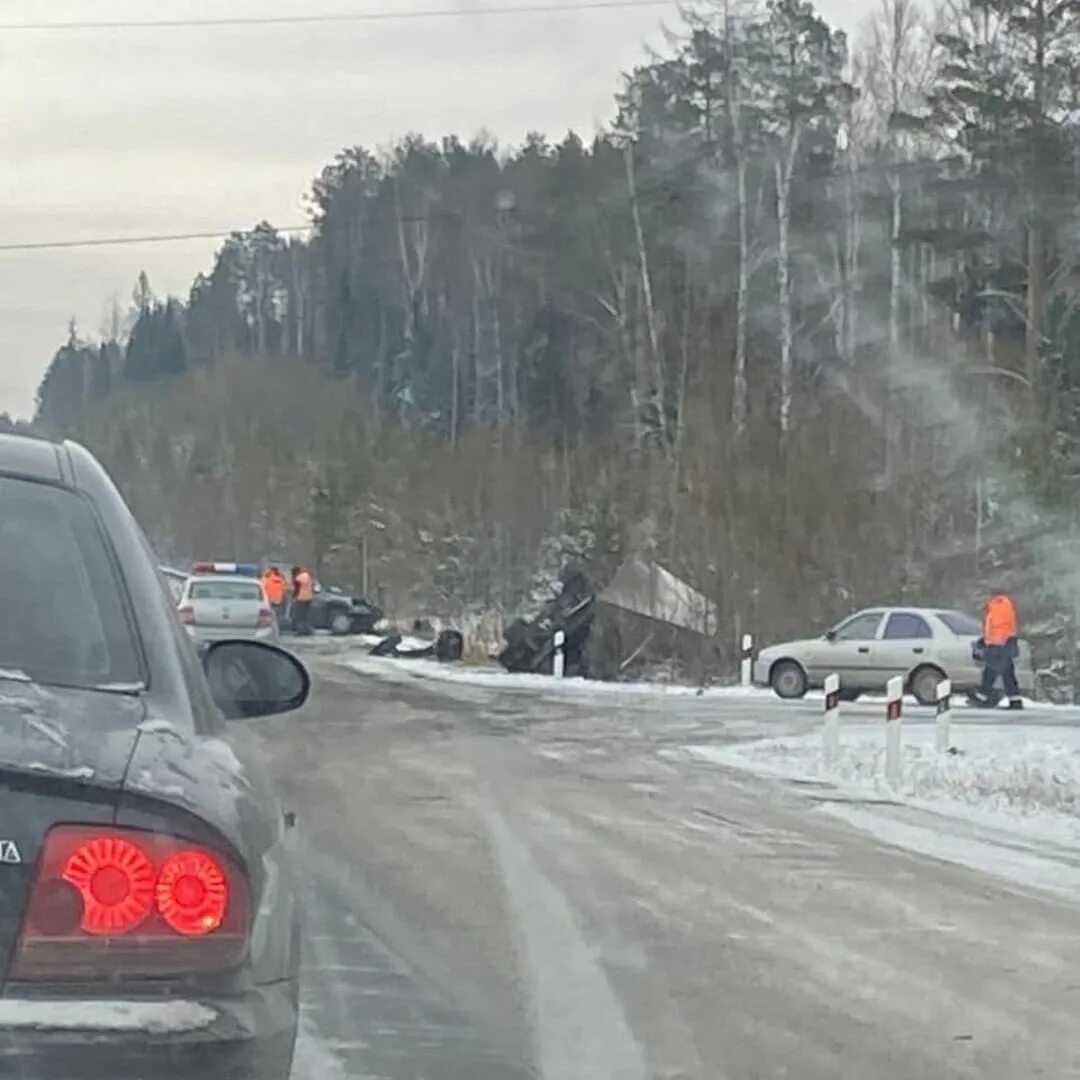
(0, 477, 143, 691)
(937, 611, 982, 636)
(189, 580, 263, 602)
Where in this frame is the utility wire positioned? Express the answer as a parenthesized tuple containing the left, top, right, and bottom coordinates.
(0, 225, 312, 253)
(0, 147, 708, 254)
(0, 208, 487, 253)
(0, 0, 674, 33)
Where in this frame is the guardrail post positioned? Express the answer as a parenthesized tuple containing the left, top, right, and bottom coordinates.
(885, 675, 903, 786)
(739, 633, 753, 687)
(935, 678, 952, 753)
(552, 629, 566, 678)
(823, 672, 841, 766)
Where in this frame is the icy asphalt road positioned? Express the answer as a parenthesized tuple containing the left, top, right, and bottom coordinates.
(261, 649, 1080, 1080)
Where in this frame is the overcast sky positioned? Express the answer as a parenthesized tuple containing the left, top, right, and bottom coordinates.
(0, 0, 870, 418)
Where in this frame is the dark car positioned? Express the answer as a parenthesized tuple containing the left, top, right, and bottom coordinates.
(0, 433, 309, 1079)
(261, 563, 381, 636)
(307, 582, 382, 635)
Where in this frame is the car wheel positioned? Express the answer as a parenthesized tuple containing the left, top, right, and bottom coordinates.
(911, 665, 945, 707)
(770, 660, 808, 699)
(329, 610, 352, 636)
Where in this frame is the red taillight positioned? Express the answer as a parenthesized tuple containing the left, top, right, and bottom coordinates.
(257, 607, 274, 628)
(62, 836, 155, 935)
(13, 826, 249, 981)
(178, 604, 196, 625)
(156, 850, 228, 936)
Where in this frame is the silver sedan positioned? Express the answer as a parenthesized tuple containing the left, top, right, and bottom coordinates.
(753, 607, 1035, 705)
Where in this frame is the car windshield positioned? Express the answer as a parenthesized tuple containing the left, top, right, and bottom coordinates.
(0, 477, 142, 691)
(937, 610, 982, 636)
(189, 580, 263, 602)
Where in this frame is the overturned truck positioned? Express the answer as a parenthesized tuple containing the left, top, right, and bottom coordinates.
(499, 558, 720, 682)
(498, 565, 596, 677)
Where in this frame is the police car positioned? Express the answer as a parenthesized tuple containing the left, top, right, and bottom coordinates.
(178, 562, 278, 647)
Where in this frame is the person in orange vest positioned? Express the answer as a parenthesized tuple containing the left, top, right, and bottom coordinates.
(291, 565, 315, 635)
(262, 566, 287, 625)
(971, 589, 1023, 710)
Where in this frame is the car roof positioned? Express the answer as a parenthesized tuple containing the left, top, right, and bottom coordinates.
(856, 607, 961, 616)
(0, 432, 66, 484)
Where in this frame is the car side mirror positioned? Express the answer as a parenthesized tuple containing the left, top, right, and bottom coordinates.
(824, 630, 836, 642)
(202, 640, 310, 720)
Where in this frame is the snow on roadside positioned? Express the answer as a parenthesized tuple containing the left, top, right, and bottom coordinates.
(682, 724, 1080, 900)
(340, 650, 775, 700)
(330, 644, 1080, 712)
(683, 724, 1080, 845)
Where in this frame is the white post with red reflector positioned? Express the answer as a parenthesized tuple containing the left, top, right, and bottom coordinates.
(552, 630, 566, 678)
(885, 675, 903, 787)
(935, 678, 952, 753)
(823, 672, 841, 766)
(739, 633, 753, 687)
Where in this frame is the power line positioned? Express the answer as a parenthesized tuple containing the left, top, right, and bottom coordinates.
(0, 225, 313, 253)
(0, 205, 506, 252)
(0, 148, 710, 254)
(0, 0, 674, 33)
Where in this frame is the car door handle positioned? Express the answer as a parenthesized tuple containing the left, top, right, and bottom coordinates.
(912, 647, 924, 654)
(857, 646, 870, 653)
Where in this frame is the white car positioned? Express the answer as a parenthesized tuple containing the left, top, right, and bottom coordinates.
(753, 607, 1035, 705)
(177, 573, 279, 646)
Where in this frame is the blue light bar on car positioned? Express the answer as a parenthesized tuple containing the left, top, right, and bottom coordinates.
(192, 561, 260, 576)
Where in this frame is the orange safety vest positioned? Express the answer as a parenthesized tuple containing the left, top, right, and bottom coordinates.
(264, 572, 285, 606)
(295, 570, 314, 602)
(983, 594, 1018, 646)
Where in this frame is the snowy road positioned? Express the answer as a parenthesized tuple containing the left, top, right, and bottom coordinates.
(263, 648, 1080, 1079)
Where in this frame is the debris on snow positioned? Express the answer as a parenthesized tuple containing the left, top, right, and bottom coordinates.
(369, 628, 464, 662)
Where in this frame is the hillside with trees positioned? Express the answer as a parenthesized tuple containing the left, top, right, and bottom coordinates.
(33, 0, 1080, 683)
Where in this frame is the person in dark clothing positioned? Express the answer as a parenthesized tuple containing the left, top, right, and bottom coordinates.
(291, 565, 314, 635)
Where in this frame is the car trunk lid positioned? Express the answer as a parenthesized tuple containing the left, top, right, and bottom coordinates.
(188, 580, 264, 631)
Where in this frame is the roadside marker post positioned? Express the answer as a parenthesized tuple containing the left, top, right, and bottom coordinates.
(935, 678, 952, 753)
(552, 630, 566, 679)
(739, 633, 753, 688)
(823, 672, 841, 766)
(885, 675, 903, 787)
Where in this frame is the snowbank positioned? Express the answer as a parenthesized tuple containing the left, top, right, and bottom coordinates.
(684, 725, 1080, 839)
(683, 723, 1080, 900)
